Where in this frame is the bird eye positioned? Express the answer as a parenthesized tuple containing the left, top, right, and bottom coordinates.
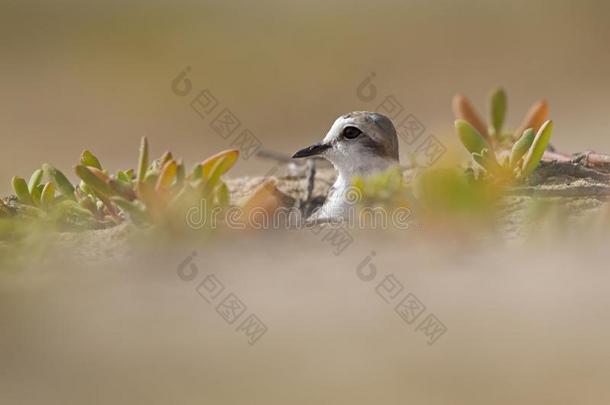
(343, 126, 362, 139)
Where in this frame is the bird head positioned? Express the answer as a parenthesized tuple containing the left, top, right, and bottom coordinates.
(292, 111, 399, 176)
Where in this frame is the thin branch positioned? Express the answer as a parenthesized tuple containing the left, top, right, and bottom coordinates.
(256, 149, 329, 166)
(542, 150, 571, 162)
(572, 151, 610, 172)
(305, 159, 316, 202)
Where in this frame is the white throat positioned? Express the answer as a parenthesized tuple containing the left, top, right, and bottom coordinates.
(335, 154, 396, 188)
(315, 154, 398, 221)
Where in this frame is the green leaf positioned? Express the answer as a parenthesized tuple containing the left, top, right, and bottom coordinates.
(455, 119, 493, 155)
(43, 164, 76, 200)
(137, 136, 149, 183)
(489, 87, 507, 138)
(155, 159, 177, 193)
(117, 171, 132, 183)
(520, 120, 553, 179)
(190, 164, 203, 180)
(40, 182, 56, 210)
(144, 171, 159, 186)
(201, 149, 239, 178)
(160, 151, 173, 166)
(12, 176, 33, 205)
(175, 159, 185, 188)
(452, 94, 490, 141)
(28, 168, 43, 193)
(510, 128, 535, 169)
(31, 184, 44, 207)
(80, 150, 102, 169)
(75, 165, 113, 196)
(217, 182, 230, 206)
(136, 181, 162, 222)
(203, 155, 234, 195)
(455, 119, 498, 170)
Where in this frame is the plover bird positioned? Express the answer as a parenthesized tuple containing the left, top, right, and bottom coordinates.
(292, 111, 400, 220)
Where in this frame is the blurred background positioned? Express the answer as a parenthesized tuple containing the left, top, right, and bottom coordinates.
(2, 0, 610, 192)
(2, 1, 610, 404)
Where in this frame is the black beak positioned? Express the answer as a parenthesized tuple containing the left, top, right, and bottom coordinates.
(291, 143, 331, 158)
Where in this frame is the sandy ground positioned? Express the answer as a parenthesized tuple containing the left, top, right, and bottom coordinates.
(1, 231, 610, 405)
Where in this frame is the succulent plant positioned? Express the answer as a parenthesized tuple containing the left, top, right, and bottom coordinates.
(7, 137, 239, 231)
(453, 87, 554, 182)
(453, 87, 549, 147)
(455, 118, 553, 182)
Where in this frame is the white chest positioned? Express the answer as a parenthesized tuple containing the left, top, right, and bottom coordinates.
(314, 157, 397, 220)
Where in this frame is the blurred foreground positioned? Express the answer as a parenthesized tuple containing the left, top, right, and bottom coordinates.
(1, 229, 609, 404)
